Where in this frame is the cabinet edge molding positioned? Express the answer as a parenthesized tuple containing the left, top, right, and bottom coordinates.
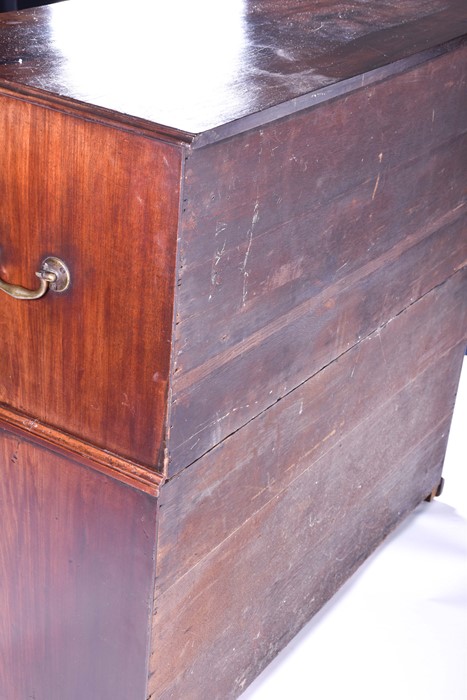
(0, 404, 163, 496)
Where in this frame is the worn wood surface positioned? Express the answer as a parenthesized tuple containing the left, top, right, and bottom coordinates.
(0, 430, 158, 700)
(0, 1, 465, 139)
(152, 428, 452, 700)
(0, 95, 181, 471)
(0, 4, 465, 699)
(150, 270, 467, 699)
(157, 273, 467, 594)
(168, 46, 467, 476)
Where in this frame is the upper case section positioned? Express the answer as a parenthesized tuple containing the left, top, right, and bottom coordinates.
(0, 93, 180, 472)
(0, 0, 466, 143)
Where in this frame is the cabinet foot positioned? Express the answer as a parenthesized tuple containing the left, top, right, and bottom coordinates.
(425, 477, 445, 502)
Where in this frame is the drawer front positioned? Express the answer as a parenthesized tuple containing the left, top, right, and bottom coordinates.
(0, 94, 180, 468)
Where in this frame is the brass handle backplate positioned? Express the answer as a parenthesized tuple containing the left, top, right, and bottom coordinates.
(0, 256, 71, 300)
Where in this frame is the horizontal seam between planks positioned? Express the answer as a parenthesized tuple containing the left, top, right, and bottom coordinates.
(165, 266, 466, 481)
(153, 403, 451, 619)
(171, 203, 466, 404)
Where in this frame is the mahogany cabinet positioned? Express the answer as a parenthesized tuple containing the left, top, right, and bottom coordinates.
(0, 2, 466, 698)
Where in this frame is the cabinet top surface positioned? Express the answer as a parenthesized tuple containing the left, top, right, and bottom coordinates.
(0, 0, 466, 141)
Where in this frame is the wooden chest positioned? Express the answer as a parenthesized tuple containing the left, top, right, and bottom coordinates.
(0, 2, 466, 698)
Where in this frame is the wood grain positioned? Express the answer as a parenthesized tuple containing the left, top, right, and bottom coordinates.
(149, 271, 467, 699)
(157, 270, 467, 594)
(0, 1, 465, 138)
(0, 95, 181, 469)
(0, 430, 158, 700)
(0, 5, 465, 699)
(168, 46, 467, 475)
(0, 404, 164, 495)
(151, 426, 452, 700)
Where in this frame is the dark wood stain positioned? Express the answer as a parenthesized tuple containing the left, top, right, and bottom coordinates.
(151, 426, 452, 699)
(149, 275, 466, 697)
(156, 272, 467, 596)
(0, 1, 465, 138)
(0, 3, 465, 699)
(168, 47, 467, 476)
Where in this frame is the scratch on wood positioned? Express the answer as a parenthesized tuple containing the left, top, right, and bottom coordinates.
(210, 239, 227, 298)
(321, 429, 336, 444)
(175, 205, 463, 396)
(377, 330, 389, 371)
(251, 472, 273, 502)
(213, 240, 227, 268)
(215, 223, 227, 237)
(372, 172, 381, 200)
(241, 199, 259, 306)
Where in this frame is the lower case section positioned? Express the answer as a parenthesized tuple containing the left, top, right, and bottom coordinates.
(0, 274, 465, 700)
(0, 435, 158, 700)
(149, 270, 467, 699)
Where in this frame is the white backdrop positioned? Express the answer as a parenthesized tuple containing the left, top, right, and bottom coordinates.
(242, 357, 467, 700)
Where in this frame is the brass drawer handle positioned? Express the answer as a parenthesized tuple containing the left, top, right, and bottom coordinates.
(0, 256, 70, 300)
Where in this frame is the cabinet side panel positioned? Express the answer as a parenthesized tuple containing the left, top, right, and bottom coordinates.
(0, 97, 181, 468)
(149, 270, 467, 700)
(168, 45, 467, 476)
(0, 435, 158, 700)
(156, 271, 467, 595)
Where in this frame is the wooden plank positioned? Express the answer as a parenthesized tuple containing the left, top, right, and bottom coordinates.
(170, 207, 466, 474)
(169, 213, 466, 468)
(179, 47, 467, 272)
(0, 432, 158, 700)
(168, 47, 467, 475)
(157, 270, 467, 595)
(150, 429, 451, 700)
(176, 136, 466, 362)
(149, 336, 464, 698)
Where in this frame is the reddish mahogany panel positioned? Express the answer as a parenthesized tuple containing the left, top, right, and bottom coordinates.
(0, 429, 158, 700)
(0, 94, 181, 468)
